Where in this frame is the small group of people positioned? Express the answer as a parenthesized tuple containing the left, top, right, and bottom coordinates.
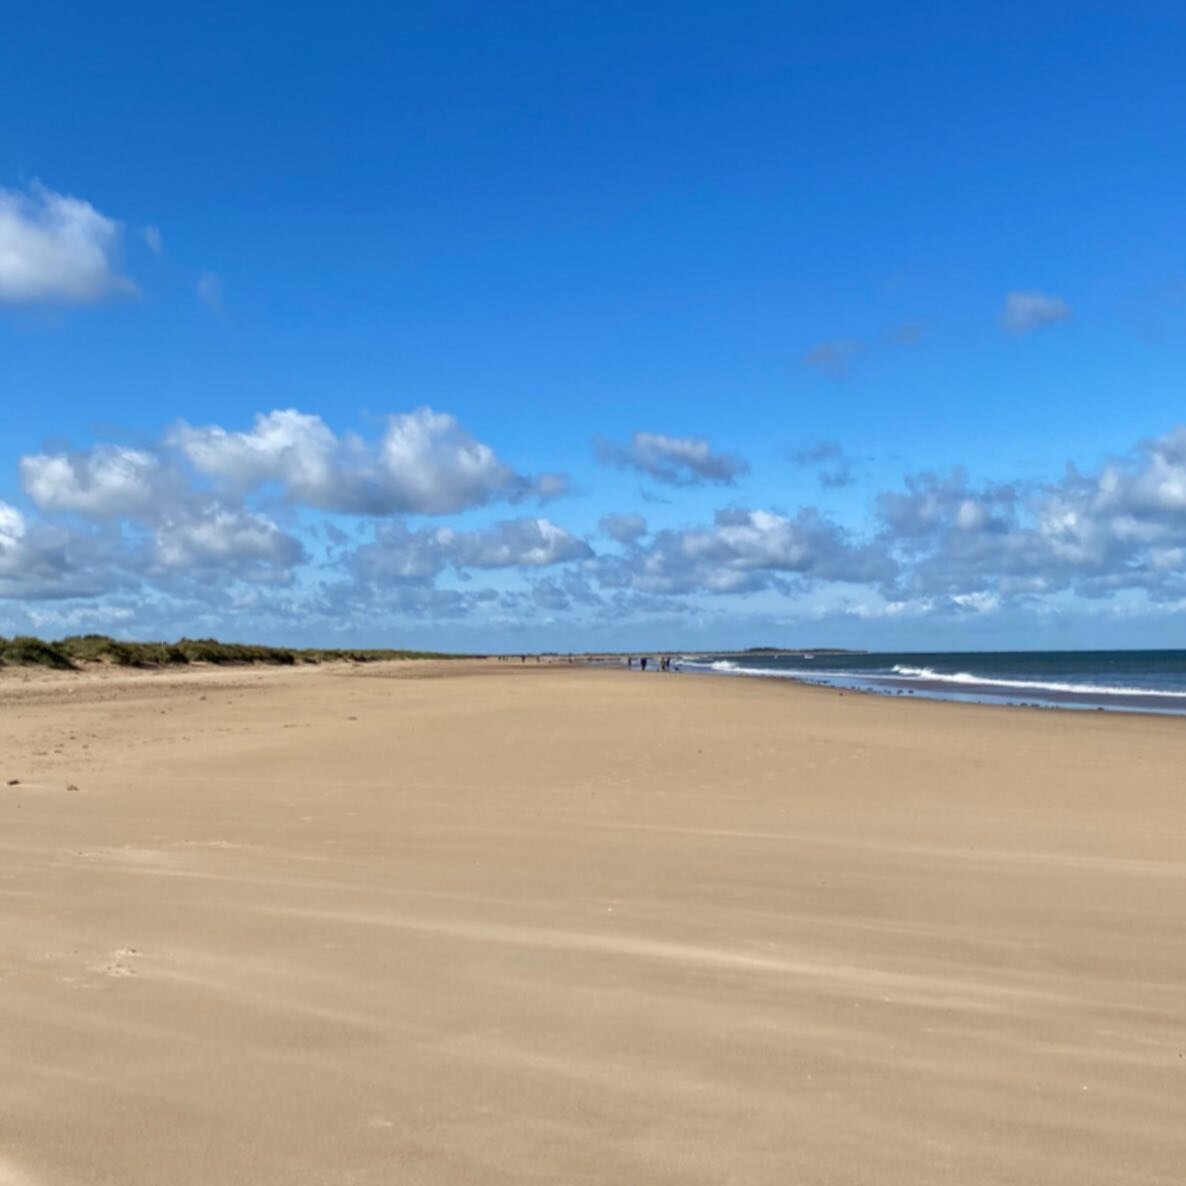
(626, 654, 678, 672)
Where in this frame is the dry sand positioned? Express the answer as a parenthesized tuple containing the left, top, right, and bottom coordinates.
(1, 660, 1183, 1185)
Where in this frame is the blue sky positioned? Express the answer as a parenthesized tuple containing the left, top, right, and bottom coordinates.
(3, 1, 1186, 651)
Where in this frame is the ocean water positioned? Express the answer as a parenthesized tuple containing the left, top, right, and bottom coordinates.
(677, 650, 1186, 714)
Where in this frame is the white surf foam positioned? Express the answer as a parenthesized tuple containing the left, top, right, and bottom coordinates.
(888, 665, 1186, 699)
(683, 660, 833, 681)
(682, 658, 1186, 701)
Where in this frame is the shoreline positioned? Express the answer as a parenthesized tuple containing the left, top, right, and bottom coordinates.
(5, 653, 1186, 729)
(672, 656, 1186, 718)
(7, 645, 1186, 718)
(6, 649, 1185, 733)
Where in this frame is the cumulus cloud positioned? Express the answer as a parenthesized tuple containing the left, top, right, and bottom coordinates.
(877, 468, 1018, 542)
(527, 570, 605, 614)
(153, 507, 305, 581)
(4, 406, 572, 608)
(17, 443, 305, 585)
(172, 407, 553, 516)
(170, 409, 337, 493)
(531, 578, 575, 612)
(802, 339, 863, 379)
(878, 428, 1186, 603)
(594, 431, 749, 487)
(351, 517, 592, 587)
(10, 447, 299, 600)
(787, 440, 857, 488)
(0, 183, 135, 304)
(381, 409, 538, 514)
(0, 500, 114, 600)
(0, 504, 36, 592)
(20, 446, 171, 518)
(596, 507, 894, 596)
(12, 409, 1186, 637)
(599, 512, 648, 544)
(446, 518, 592, 569)
(1001, 291, 1071, 334)
(0, 503, 24, 550)
(314, 578, 481, 624)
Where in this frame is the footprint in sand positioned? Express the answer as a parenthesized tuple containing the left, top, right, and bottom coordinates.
(92, 947, 143, 978)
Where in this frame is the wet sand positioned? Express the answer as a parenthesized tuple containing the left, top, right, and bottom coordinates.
(1, 661, 1183, 1184)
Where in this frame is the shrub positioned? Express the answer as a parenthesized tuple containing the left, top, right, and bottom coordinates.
(0, 636, 76, 670)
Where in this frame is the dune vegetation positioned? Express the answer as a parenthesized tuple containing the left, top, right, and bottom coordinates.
(0, 634, 462, 670)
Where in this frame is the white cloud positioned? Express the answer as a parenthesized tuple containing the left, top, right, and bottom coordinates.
(20, 446, 169, 518)
(173, 406, 553, 515)
(447, 518, 592, 569)
(951, 591, 1001, 614)
(0, 183, 135, 304)
(597, 507, 894, 596)
(877, 469, 1017, 542)
(11, 439, 308, 596)
(0, 500, 105, 600)
(1001, 291, 1071, 334)
(878, 428, 1186, 603)
(11, 409, 1186, 638)
(5, 406, 571, 607)
(170, 409, 336, 494)
(196, 271, 224, 315)
(353, 517, 592, 586)
(0, 502, 25, 551)
(380, 408, 528, 513)
(594, 431, 748, 487)
(153, 507, 304, 581)
(144, 226, 163, 255)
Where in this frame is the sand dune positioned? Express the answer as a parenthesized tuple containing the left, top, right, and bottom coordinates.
(2, 661, 1184, 1184)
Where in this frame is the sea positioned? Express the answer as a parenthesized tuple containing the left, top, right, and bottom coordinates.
(676, 650, 1186, 715)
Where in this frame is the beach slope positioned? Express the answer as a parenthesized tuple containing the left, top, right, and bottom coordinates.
(1, 662, 1183, 1184)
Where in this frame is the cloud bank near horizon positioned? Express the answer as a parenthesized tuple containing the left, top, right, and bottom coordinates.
(5, 405, 1186, 647)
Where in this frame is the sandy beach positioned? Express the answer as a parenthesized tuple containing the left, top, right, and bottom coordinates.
(1, 660, 1183, 1185)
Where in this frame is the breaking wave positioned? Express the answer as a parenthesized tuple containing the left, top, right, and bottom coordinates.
(888, 664, 1186, 699)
